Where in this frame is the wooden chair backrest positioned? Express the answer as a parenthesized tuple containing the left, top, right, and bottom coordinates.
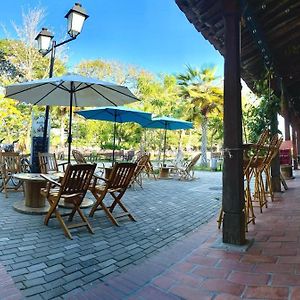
(173, 150, 184, 167)
(134, 154, 150, 176)
(38, 152, 58, 174)
(186, 153, 200, 172)
(0, 152, 21, 173)
(59, 163, 96, 199)
(256, 129, 270, 146)
(265, 135, 283, 166)
(107, 163, 137, 190)
(72, 149, 87, 164)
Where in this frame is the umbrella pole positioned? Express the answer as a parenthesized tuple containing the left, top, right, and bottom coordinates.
(163, 128, 167, 166)
(112, 120, 116, 165)
(67, 83, 74, 163)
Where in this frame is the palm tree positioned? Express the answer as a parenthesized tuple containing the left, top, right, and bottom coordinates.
(177, 65, 223, 167)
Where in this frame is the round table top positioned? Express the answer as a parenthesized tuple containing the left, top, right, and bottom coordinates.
(13, 172, 64, 181)
(13, 173, 45, 181)
(161, 166, 174, 170)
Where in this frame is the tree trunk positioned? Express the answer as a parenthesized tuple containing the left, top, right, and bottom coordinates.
(157, 130, 164, 165)
(178, 130, 183, 152)
(60, 117, 65, 148)
(200, 116, 208, 166)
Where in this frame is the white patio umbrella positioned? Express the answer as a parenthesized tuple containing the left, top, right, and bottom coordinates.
(5, 74, 139, 162)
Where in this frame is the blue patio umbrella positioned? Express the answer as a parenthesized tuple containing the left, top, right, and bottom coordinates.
(140, 116, 193, 166)
(76, 106, 152, 163)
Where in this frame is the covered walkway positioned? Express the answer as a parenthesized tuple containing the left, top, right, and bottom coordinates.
(69, 172, 300, 299)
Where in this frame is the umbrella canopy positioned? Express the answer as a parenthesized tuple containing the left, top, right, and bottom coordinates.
(5, 74, 138, 106)
(142, 116, 193, 130)
(141, 116, 193, 165)
(76, 106, 152, 164)
(4, 74, 139, 163)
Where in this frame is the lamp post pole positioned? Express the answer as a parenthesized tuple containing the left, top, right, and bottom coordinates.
(41, 36, 76, 146)
(34, 3, 88, 169)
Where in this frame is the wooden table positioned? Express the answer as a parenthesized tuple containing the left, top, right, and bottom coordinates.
(13, 173, 49, 214)
(159, 167, 174, 179)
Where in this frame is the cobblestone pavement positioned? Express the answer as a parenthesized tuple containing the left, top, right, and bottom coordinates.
(0, 171, 222, 299)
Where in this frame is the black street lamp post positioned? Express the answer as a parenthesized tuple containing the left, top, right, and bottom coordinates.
(32, 3, 88, 171)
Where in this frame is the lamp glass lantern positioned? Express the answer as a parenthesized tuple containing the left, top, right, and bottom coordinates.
(65, 3, 89, 38)
(35, 28, 54, 53)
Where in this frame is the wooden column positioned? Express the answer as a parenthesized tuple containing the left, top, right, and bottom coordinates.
(292, 127, 298, 169)
(285, 118, 291, 140)
(222, 0, 245, 245)
(297, 126, 300, 158)
(270, 113, 281, 192)
(282, 88, 291, 140)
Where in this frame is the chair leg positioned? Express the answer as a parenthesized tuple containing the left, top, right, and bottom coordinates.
(111, 193, 136, 222)
(89, 191, 106, 217)
(90, 190, 120, 226)
(68, 207, 77, 221)
(3, 177, 9, 198)
(101, 202, 120, 226)
(55, 210, 73, 239)
(44, 200, 56, 225)
(76, 206, 94, 234)
(217, 208, 223, 229)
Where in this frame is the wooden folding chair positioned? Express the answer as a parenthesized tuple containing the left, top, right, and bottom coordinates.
(38, 152, 67, 174)
(89, 162, 137, 226)
(0, 152, 23, 197)
(130, 154, 150, 188)
(72, 149, 87, 164)
(72, 149, 105, 177)
(144, 158, 157, 180)
(178, 153, 201, 180)
(40, 163, 96, 239)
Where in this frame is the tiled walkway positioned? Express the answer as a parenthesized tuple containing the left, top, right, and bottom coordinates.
(69, 171, 300, 300)
(0, 171, 222, 299)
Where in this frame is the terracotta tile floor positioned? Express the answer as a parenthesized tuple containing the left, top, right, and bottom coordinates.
(69, 171, 300, 299)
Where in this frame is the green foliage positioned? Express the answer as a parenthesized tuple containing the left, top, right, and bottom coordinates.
(243, 76, 280, 143)
(177, 65, 223, 166)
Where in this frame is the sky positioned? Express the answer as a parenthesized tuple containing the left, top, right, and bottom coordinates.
(0, 0, 224, 76)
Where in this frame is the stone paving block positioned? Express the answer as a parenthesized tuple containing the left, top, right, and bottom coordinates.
(82, 271, 102, 284)
(63, 271, 84, 282)
(40, 287, 66, 300)
(63, 278, 85, 292)
(22, 285, 46, 297)
(99, 264, 118, 276)
(44, 270, 65, 283)
(28, 263, 47, 273)
(10, 268, 29, 277)
(23, 277, 47, 288)
(45, 258, 65, 267)
(46, 253, 65, 260)
(25, 270, 45, 280)
(12, 261, 31, 270)
(79, 258, 98, 268)
(14, 255, 34, 263)
(79, 254, 96, 262)
(44, 264, 64, 275)
(98, 259, 117, 269)
(115, 258, 133, 268)
(64, 243, 80, 250)
(42, 278, 66, 292)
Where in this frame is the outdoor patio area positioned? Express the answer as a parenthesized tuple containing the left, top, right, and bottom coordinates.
(0, 171, 222, 299)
